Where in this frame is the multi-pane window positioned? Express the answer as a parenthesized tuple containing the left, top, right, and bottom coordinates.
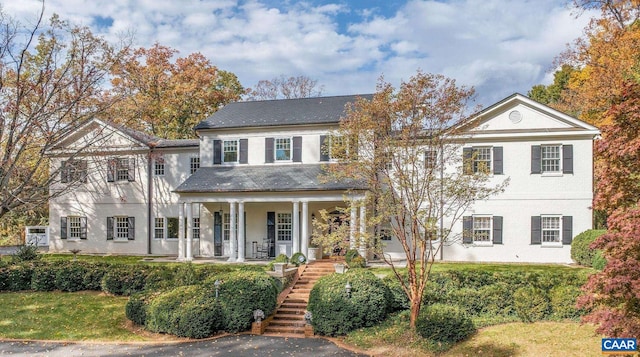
(190, 156, 200, 174)
(473, 216, 492, 242)
(167, 217, 180, 239)
(154, 158, 165, 176)
(424, 149, 437, 170)
(223, 213, 232, 241)
(330, 136, 347, 161)
(541, 145, 561, 173)
(473, 147, 491, 174)
(193, 217, 200, 239)
(68, 216, 83, 239)
(116, 158, 130, 181)
(223, 140, 238, 163)
(276, 213, 292, 241)
(154, 218, 164, 239)
(115, 217, 129, 240)
(542, 216, 561, 243)
(61, 160, 88, 183)
(275, 138, 291, 161)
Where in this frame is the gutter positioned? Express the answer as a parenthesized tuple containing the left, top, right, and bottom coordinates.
(147, 148, 153, 255)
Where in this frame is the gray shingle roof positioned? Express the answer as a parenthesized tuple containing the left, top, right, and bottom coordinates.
(194, 94, 373, 130)
(175, 164, 367, 193)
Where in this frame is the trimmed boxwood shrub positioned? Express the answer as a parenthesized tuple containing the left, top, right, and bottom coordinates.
(55, 262, 90, 292)
(382, 274, 409, 312)
(477, 282, 514, 316)
(101, 266, 150, 296)
(209, 271, 279, 333)
(451, 287, 485, 315)
(5, 263, 34, 291)
(348, 256, 366, 269)
(125, 290, 162, 326)
(173, 296, 224, 338)
(344, 249, 360, 265)
(513, 286, 549, 322)
(290, 252, 306, 266)
(82, 262, 112, 291)
(144, 266, 177, 291)
(308, 269, 390, 336)
(571, 229, 606, 268)
(550, 285, 583, 319)
(31, 261, 65, 291)
(266, 254, 289, 271)
(416, 303, 476, 344)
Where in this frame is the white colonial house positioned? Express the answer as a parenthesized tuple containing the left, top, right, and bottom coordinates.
(47, 93, 599, 264)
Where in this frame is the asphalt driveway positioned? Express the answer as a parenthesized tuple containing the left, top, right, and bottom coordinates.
(0, 335, 369, 356)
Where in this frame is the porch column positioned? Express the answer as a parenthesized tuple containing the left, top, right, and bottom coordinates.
(228, 201, 237, 262)
(349, 204, 357, 249)
(237, 201, 245, 262)
(186, 203, 193, 261)
(359, 204, 367, 258)
(178, 202, 185, 260)
(301, 201, 309, 259)
(292, 201, 300, 255)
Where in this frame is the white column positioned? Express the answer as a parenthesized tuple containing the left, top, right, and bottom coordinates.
(301, 201, 309, 259)
(185, 203, 193, 261)
(359, 204, 367, 258)
(237, 201, 245, 262)
(178, 202, 185, 261)
(228, 201, 237, 262)
(292, 201, 300, 255)
(350, 204, 357, 249)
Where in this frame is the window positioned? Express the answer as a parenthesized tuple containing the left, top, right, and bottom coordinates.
(193, 217, 200, 239)
(276, 213, 292, 241)
(167, 217, 180, 239)
(154, 158, 165, 176)
(464, 147, 503, 175)
(223, 140, 238, 163)
(424, 149, 437, 170)
(60, 216, 87, 240)
(329, 136, 347, 161)
(106, 216, 134, 241)
(473, 147, 491, 174)
(275, 138, 291, 161)
(107, 157, 134, 182)
(223, 213, 231, 241)
(541, 145, 561, 173)
(542, 216, 561, 244)
(190, 156, 200, 174)
(154, 218, 164, 239)
(473, 216, 492, 243)
(61, 160, 88, 183)
(115, 217, 129, 240)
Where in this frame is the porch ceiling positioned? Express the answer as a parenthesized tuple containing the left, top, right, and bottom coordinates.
(174, 164, 367, 193)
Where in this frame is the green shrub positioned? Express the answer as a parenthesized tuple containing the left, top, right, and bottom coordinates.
(82, 262, 111, 291)
(550, 285, 583, 319)
(144, 266, 176, 291)
(382, 274, 409, 312)
(416, 303, 476, 344)
(31, 262, 62, 291)
(210, 271, 279, 333)
(513, 286, 549, 322)
(101, 266, 149, 296)
(477, 282, 515, 316)
(348, 256, 366, 269)
(174, 263, 198, 286)
(266, 254, 289, 271)
(10, 245, 40, 263)
(173, 296, 224, 338)
(451, 287, 484, 315)
(344, 249, 360, 265)
(592, 250, 607, 270)
(290, 252, 306, 266)
(55, 262, 90, 292)
(125, 291, 159, 326)
(146, 286, 196, 334)
(571, 229, 606, 268)
(308, 269, 389, 336)
(5, 263, 34, 291)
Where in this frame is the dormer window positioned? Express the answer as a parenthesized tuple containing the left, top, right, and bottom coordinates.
(223, 140, 238, 163)
(275, 138, 291, 161)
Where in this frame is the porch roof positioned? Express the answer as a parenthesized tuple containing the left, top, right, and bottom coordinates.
(174, 164, 368, 193)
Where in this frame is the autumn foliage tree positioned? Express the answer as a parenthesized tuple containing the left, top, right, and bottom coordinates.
(320, 71, 506, 328)
(246, 75, 324, 100)
(108, 44, 244, 139)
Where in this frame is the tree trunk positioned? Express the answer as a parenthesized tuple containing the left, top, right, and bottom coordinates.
(409, 295, 421, 329)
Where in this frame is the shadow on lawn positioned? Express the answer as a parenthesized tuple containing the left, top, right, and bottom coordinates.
(448, 342, 519, 357)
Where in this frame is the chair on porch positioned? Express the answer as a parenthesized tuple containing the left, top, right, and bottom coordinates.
(256, 238, 270, 259)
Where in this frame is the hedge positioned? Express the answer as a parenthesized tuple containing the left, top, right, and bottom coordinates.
(513, 286, 550, 322)
(416, 303, 476, 344)
(571, 229, 607, 269)
(308, 269, 389, 336)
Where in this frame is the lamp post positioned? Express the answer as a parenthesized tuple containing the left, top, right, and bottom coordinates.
(214, 279, 221, 299)
(345, 282, 352, 298)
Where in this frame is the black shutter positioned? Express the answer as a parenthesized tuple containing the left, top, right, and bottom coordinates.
(127, 158, 135, 181)
(107, 159, 115, 182)
(563, 145, 573, 174)
(292, 136, 302, 162)
(493, 216, 503, 244)
(107, 217, 114, 240)
(463, 148, 473, 174)
(265, 138, 274, 163)
(493, 147, 503, 175)
(61, 161, 69, 183)
(320, 135, 329, 162)
(531, 216, 541, 244)
(462, 216, 473, 244)
(213, 140, 222, 165)
(531, 146, 541, 174)
(79, 160, 88, 183)
(267, 212, 276, 257)
(128, 216, 135, 240)
(239, 139, 248, 164)
(60, 217, 68, 239)
(562, 216, 573, 245)
(80, 217, 87, 239)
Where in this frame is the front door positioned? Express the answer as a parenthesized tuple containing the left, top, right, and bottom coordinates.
(214, 212, 223, 256)
(267, 212, 276, 257)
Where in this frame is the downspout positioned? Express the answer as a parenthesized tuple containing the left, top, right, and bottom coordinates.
(147, 148, 153, 255)
(439, 142, 444, 261)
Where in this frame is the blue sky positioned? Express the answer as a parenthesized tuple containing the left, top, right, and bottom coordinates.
(7, 0, 595, 106)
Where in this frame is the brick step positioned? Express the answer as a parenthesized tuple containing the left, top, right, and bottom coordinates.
(291, 288, 311, 293)
(273, 313, 305, 320)
(264, 326, 306, 335)
(269, 318, 305, 326)
(281, 302, 307, 308)
(276, 308, 306, 315)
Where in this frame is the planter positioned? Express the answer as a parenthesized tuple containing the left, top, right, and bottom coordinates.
(334, 263, 346, 274)
(307, 247, 319, 261)
(273, 263, 287, 275)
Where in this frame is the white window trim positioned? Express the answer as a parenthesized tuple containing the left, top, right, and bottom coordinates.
(154, 217, 165, 240)
(541, 214, 563, 247)
(472, 147, 492, 175)
(192, 217, 200, 240)
(114, 216, 129, 242)
(222, 139, 239, 164)
(472, 215, 493, 246)
(154, 158, 165, 177)
(165, 217, 184, 240)
(540, 144, 562, 176)
(274, 137, 293, 162)
(276, 212, 293, 242)
(67, 216, 83, 241)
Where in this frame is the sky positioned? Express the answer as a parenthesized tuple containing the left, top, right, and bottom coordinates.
(5, 0, 596, 107)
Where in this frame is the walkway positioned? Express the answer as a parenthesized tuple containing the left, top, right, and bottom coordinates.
(0, 335, 368, 356)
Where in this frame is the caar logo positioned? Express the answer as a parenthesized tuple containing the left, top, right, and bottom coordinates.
(602, 338, 637, 355)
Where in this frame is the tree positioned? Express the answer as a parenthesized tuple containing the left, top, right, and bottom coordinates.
(528, 65, 576, 107)
(0, 5, 127, 226)
(108, 44, 244, 139)
(316, 71, 507, 328)
(245, 75, 324, 100)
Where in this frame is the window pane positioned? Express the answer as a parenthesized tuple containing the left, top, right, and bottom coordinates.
(223, 141, 238, 162)
(69, 216, 82, 239)
(275, 138, 291, 161)
(541, 146, 561, 173)
(154, 218, 164, 239)
(190, 157, 200, 174)
(542, 217, 560, 243)
(193, 218, 200, 239)
(116, 217, 128, 239)
(277, 213, 292, 241)
(167, 217, 179, 239)
(473, 217, 491, 242)
(473, 147, 491, 174)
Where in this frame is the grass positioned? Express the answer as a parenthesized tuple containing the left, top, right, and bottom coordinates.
(0, 291, 149, 341)
(343, 311, 603, 357)
(368, 261, 594, 276)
